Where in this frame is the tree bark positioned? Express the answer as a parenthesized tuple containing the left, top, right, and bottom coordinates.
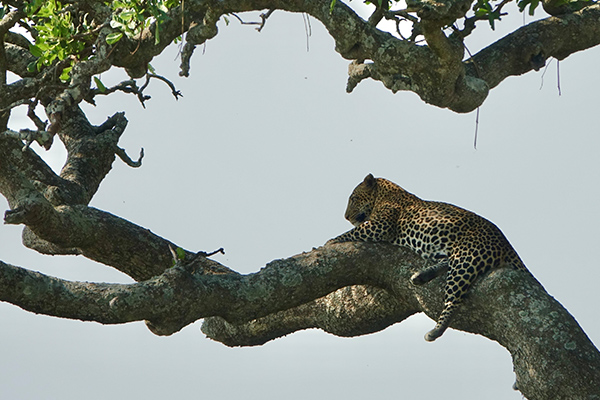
(0, 240, 598, 399)
(2, 0, 599, 118)
(1, 2, 600, 399)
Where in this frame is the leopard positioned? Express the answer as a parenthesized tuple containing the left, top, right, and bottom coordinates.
(328, 173, 531, 342)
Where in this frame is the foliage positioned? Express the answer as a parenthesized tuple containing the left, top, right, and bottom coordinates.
(517, 0, 541, 15)
(473, 0, 506, 28)
(0, 0, 596, 122)
(22, 0, 180, 80)
(328, 0, 543, 30)
(25, 0, 87, 79)
(109, 0, 180, 45)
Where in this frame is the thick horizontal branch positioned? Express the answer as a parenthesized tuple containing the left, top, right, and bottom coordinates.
(1, 241, 598, 399)
(216, 0, 479, 111)
(216, 0, 599, 111)
(4, 201, 193, 281)
(0, 243, 414, 334)
(201, 244, 600, 400)
(467, 4, 600, 89)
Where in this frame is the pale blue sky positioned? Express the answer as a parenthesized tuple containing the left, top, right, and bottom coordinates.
(1, 5, 599, 399)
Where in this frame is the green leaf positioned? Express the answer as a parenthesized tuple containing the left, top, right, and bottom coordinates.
(175, 247, 186, 261)
(517, 0, 540, 14)
(27, 61, 38, 73)
(147, 63, 156, 74)
(59, 66, 72, 82)
(106, 32, 123, 45)
(29, 44, 44, 58)
(94, 76, 107, 93)
(528, 0, 539, 15)
(119, 10, 136, 22)
(488, 15, 496, 30)
(330, 0, 337, 13)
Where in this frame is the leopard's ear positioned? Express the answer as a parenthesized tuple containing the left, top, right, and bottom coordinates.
(364, 173, 376, 188)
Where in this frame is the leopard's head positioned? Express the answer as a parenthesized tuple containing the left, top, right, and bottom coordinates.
(344, 174, 377, 227)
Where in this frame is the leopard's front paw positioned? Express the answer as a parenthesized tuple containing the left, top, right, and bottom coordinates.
(410, 271, 427, 285)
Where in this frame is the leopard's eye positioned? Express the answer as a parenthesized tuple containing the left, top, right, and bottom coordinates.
(355, 213, 367, 223)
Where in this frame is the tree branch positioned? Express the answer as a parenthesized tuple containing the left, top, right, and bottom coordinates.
(466, 4, 600, 89)
(0, 243, 405, 334)
(201, 284, 415, 346)
(187, 0, 597, 112)
(0, 241, 598, 399)
(2, 0, 597, 120)
(53, 109, 128, 205)
(4, 202, 195, 281)
(200, 244, 600, 400)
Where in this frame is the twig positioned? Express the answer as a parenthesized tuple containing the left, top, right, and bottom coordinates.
(302, 13, 311, 52)
(187, 248, 226, 265)
(230, 10, 275, 32)
(383, 9, 420, 41)
(557, 59, 561, 96)
(168, 245, 226, 267)
(474, 107, 480, 149)
(90, 74, 181, 108)
(462, 40, 483, 80)
(202, 247, 225, 257)
(141, 73, 183, 102)
(115, 146, 144, 168)
(257, 10, 275, 32)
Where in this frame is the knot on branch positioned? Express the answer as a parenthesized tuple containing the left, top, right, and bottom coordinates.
(4, 195, 54, 227)
(347, 61, 413, 94)
(2, 128, 53, 151)
(449, 74, 489, 113)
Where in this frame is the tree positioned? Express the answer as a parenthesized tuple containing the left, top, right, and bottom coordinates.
(0, 0, 599, 399)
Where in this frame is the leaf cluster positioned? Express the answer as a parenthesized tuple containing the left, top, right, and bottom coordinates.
(328, 0, 545, 33)
(25, 0, 90, 80)
(517, 0, 540, 15)
(21, 0, 180, 82)
(473, 0, 504, 29)
(108, 0, 179, 45)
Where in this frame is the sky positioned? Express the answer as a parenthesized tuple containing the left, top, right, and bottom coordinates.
(1, 4, 599, 399)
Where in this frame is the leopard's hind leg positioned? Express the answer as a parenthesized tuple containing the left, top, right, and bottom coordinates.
(424, 260, 480, 342)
